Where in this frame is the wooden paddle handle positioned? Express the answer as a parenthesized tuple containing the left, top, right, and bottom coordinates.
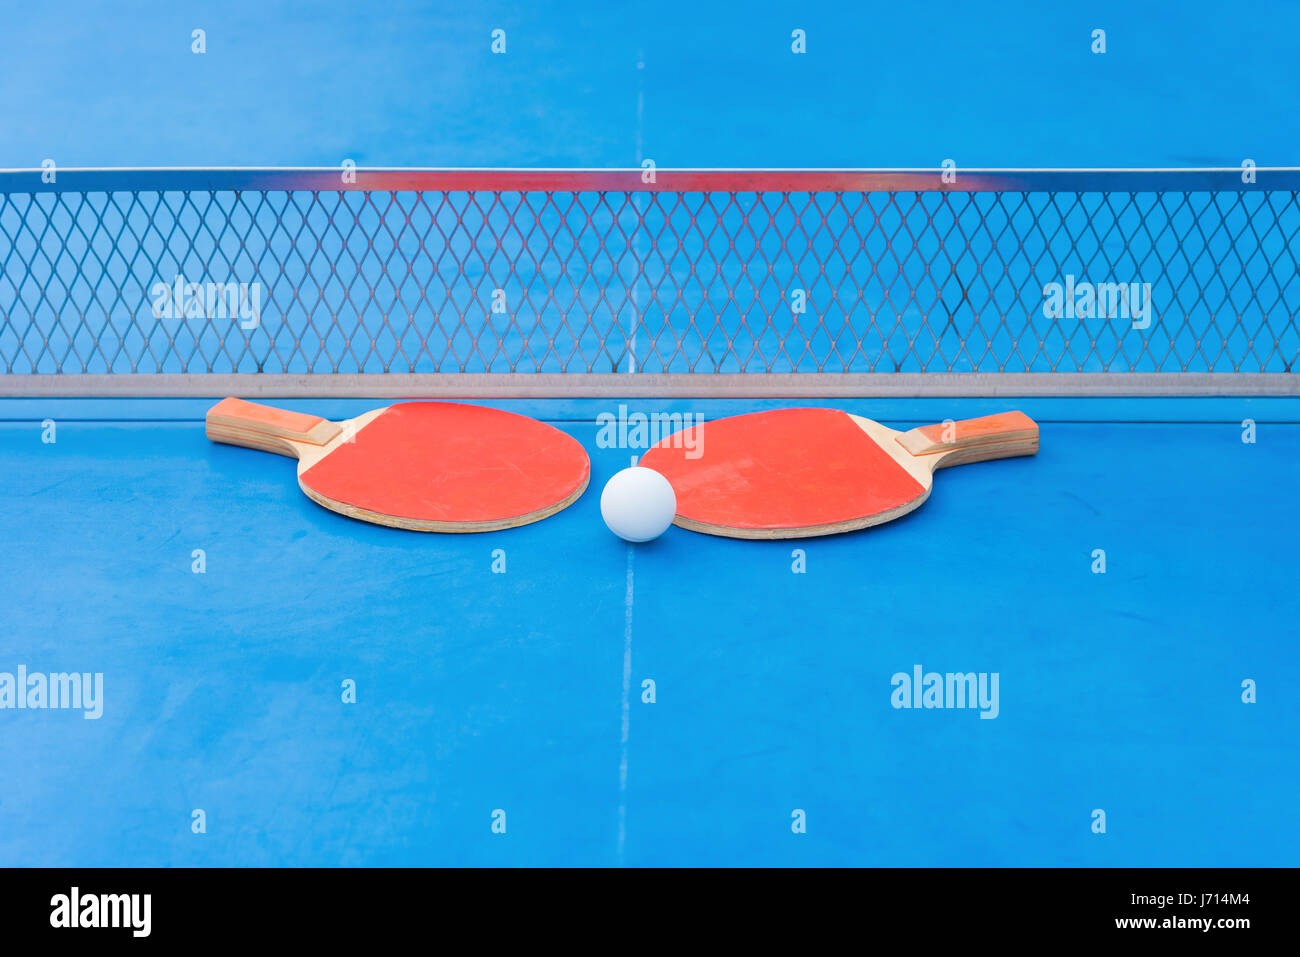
(205, 397, 342, 458)
(896, 411, 1039, 469)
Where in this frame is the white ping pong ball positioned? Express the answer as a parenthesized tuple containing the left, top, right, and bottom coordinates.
(600, 467, 677, 542)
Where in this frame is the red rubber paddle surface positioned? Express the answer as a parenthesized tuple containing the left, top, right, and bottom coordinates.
(300, 402, 589, 524)
(640, 408, 926, 532)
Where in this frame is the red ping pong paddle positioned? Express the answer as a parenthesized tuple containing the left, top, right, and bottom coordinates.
(206, 398, 589, 532)
(638, 408, 1038, 539)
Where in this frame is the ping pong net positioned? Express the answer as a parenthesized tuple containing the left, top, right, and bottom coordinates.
(1, 167, 1297, 396)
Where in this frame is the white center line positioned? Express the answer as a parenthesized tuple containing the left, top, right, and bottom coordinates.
(616, 542, 634, 864)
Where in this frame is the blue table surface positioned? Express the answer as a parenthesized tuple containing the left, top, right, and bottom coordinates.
(3, 0, 1300, 867)
(0, 397, 1295, 866)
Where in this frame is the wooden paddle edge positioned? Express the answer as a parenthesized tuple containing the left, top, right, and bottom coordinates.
(672, 485, 932, 540)
(298, 468, 590, 533)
